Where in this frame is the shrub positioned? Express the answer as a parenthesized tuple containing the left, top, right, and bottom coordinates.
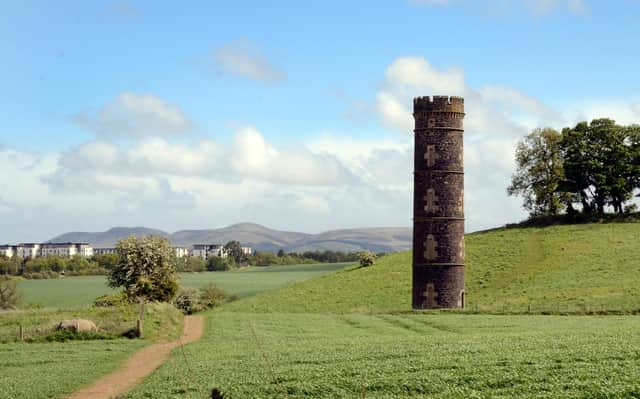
(174, 288, 203, 315)
(207, 257, 233, 271)
(199, 284, 228, 308)
(44, 330, 115, 342)
(94, 292, 130, 307)
(0, 277, 22, 310)
(357, 251, 377, 268)
(174, 284, 230, 314)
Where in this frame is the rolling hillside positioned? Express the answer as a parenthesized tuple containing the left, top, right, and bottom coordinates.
(49, 223, 411, 252)
(224, 222, 640, 314)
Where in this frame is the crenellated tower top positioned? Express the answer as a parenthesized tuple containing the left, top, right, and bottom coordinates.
(413, 96, 465, 114)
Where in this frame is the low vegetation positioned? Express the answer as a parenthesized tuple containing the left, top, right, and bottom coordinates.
(17, 262, 354, 308)
(174, 284, 231, 314)
(128, 313, 640, 399)
(0, 277, 21, 310)
(124, 222, 640, 398)
(0, 302, 182, 399)
(226, 223, 640, 314)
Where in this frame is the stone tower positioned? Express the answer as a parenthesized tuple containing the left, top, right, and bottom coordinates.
(412, 96, 465, 309)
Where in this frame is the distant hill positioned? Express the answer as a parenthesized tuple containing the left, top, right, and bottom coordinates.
(48, 223, 411, 253)
(49, 227, 170, 247)
(223, 223, 640, 314)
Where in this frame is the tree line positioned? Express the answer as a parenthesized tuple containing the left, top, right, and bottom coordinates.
(508, 118, 640, 218)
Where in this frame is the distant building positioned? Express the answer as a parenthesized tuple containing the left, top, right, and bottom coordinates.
(16, 244, 40, 259)
(191, 244, 226, 260)
(0, 245, 15, 258)
(241, 246, 253, 256)
(94, 247, 117, 256)
(39, 243, 94, 258)
(174, 247, 189, 258)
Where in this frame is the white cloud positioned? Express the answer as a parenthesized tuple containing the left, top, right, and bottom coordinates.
(74, 92, 192, 138)
(231, 126, 354, 186)
(524, 0, 589, 15)
(213, 39, 285, 83)
(410, 0, 590, 16)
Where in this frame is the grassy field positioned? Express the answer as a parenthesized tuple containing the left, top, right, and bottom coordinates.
(225, 223, 640, 314)
(0, 302, 182, 399)
(125, 222, 640, 398)
(128, 312, 640, 399)
(17, 262, 353, 308)
(0, 262, 353, 399)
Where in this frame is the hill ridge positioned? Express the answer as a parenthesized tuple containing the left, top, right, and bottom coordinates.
(49, 223, 411, 253)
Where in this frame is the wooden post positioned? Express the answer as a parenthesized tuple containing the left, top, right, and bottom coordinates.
(528, 303, 532, 313)
(136, 319, 143, 338)
(19, 325, 24, 341)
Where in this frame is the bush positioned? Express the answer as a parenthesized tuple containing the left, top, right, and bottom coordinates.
(44, 330, 115, 342)
(199, 284, 228, 308)
(207, 257, 233, 271)
(177, 257, 207, 272)
(174, 284, 230, 314)
(174, 288, 203, 315)
(0, 277, 21, 310)
(94, 292, 130, 307)
(357, 251, 377, 268)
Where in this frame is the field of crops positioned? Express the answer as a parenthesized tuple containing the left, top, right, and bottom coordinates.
(17, 262, 353, 308)
(128, 312, 640, 398)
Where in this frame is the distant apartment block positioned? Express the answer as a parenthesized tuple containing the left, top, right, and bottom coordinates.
(0, 245, 15, 258)
(190, 244, 253, 259)
(95, 246, 190, 258)
(93, 247, 118, 256)
(174, 247, 189, 258)
(191, 244, 226, 260)
(17, 244, 40, 258)
(1, 242, 252, 260)
(39, 243, 93, 258)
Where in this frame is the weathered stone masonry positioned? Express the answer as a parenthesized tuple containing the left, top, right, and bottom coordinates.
(412, 96, 465, 309)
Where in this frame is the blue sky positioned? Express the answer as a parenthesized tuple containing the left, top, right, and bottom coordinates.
(1, 0, 639, 242)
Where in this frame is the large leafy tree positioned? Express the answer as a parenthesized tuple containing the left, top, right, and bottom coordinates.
(507, 128, 567, 216)
(108, 235, 178, 302)
(560, 119, 638, 214)
(224, 240, 245, 264)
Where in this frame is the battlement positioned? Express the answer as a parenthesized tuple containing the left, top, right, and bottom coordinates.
(413, 96, 464, 114)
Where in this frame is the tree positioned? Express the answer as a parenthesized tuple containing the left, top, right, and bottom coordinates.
(560, 119, 639, 214)
(108, 236, 178, 302)
(224, 240, 245, 265)
(357, 251, 376, 268)
(507, 128, 567, 216)
(0, 277, 21, 310)
(207, 256, 232, 271)
(277, 249, 285, 257)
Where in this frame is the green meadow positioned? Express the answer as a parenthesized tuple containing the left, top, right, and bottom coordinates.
(4, 223, 640, 398)
(126, 222, 640, 398)
(17, 262, 353, 308)
(0, 263, 351, 399)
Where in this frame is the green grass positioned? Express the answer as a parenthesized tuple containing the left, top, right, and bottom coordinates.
(128, 312, 640, 399)
(0, 262, 352, 399)
(224, 223, 640, 314)
(0, 302, 182, 399)
(0, 340, 147, 399)
(125, 222, 640, 398)
(17, 262, 353, 308)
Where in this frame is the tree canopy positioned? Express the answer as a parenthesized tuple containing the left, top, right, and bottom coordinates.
(108, 235, 178, 302)
(509, 119, 640, 218)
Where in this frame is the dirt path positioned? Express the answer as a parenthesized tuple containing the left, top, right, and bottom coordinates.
(67, 315, 205, 399)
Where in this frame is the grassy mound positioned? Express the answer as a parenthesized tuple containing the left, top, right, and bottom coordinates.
(223, 223, 640, 314)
